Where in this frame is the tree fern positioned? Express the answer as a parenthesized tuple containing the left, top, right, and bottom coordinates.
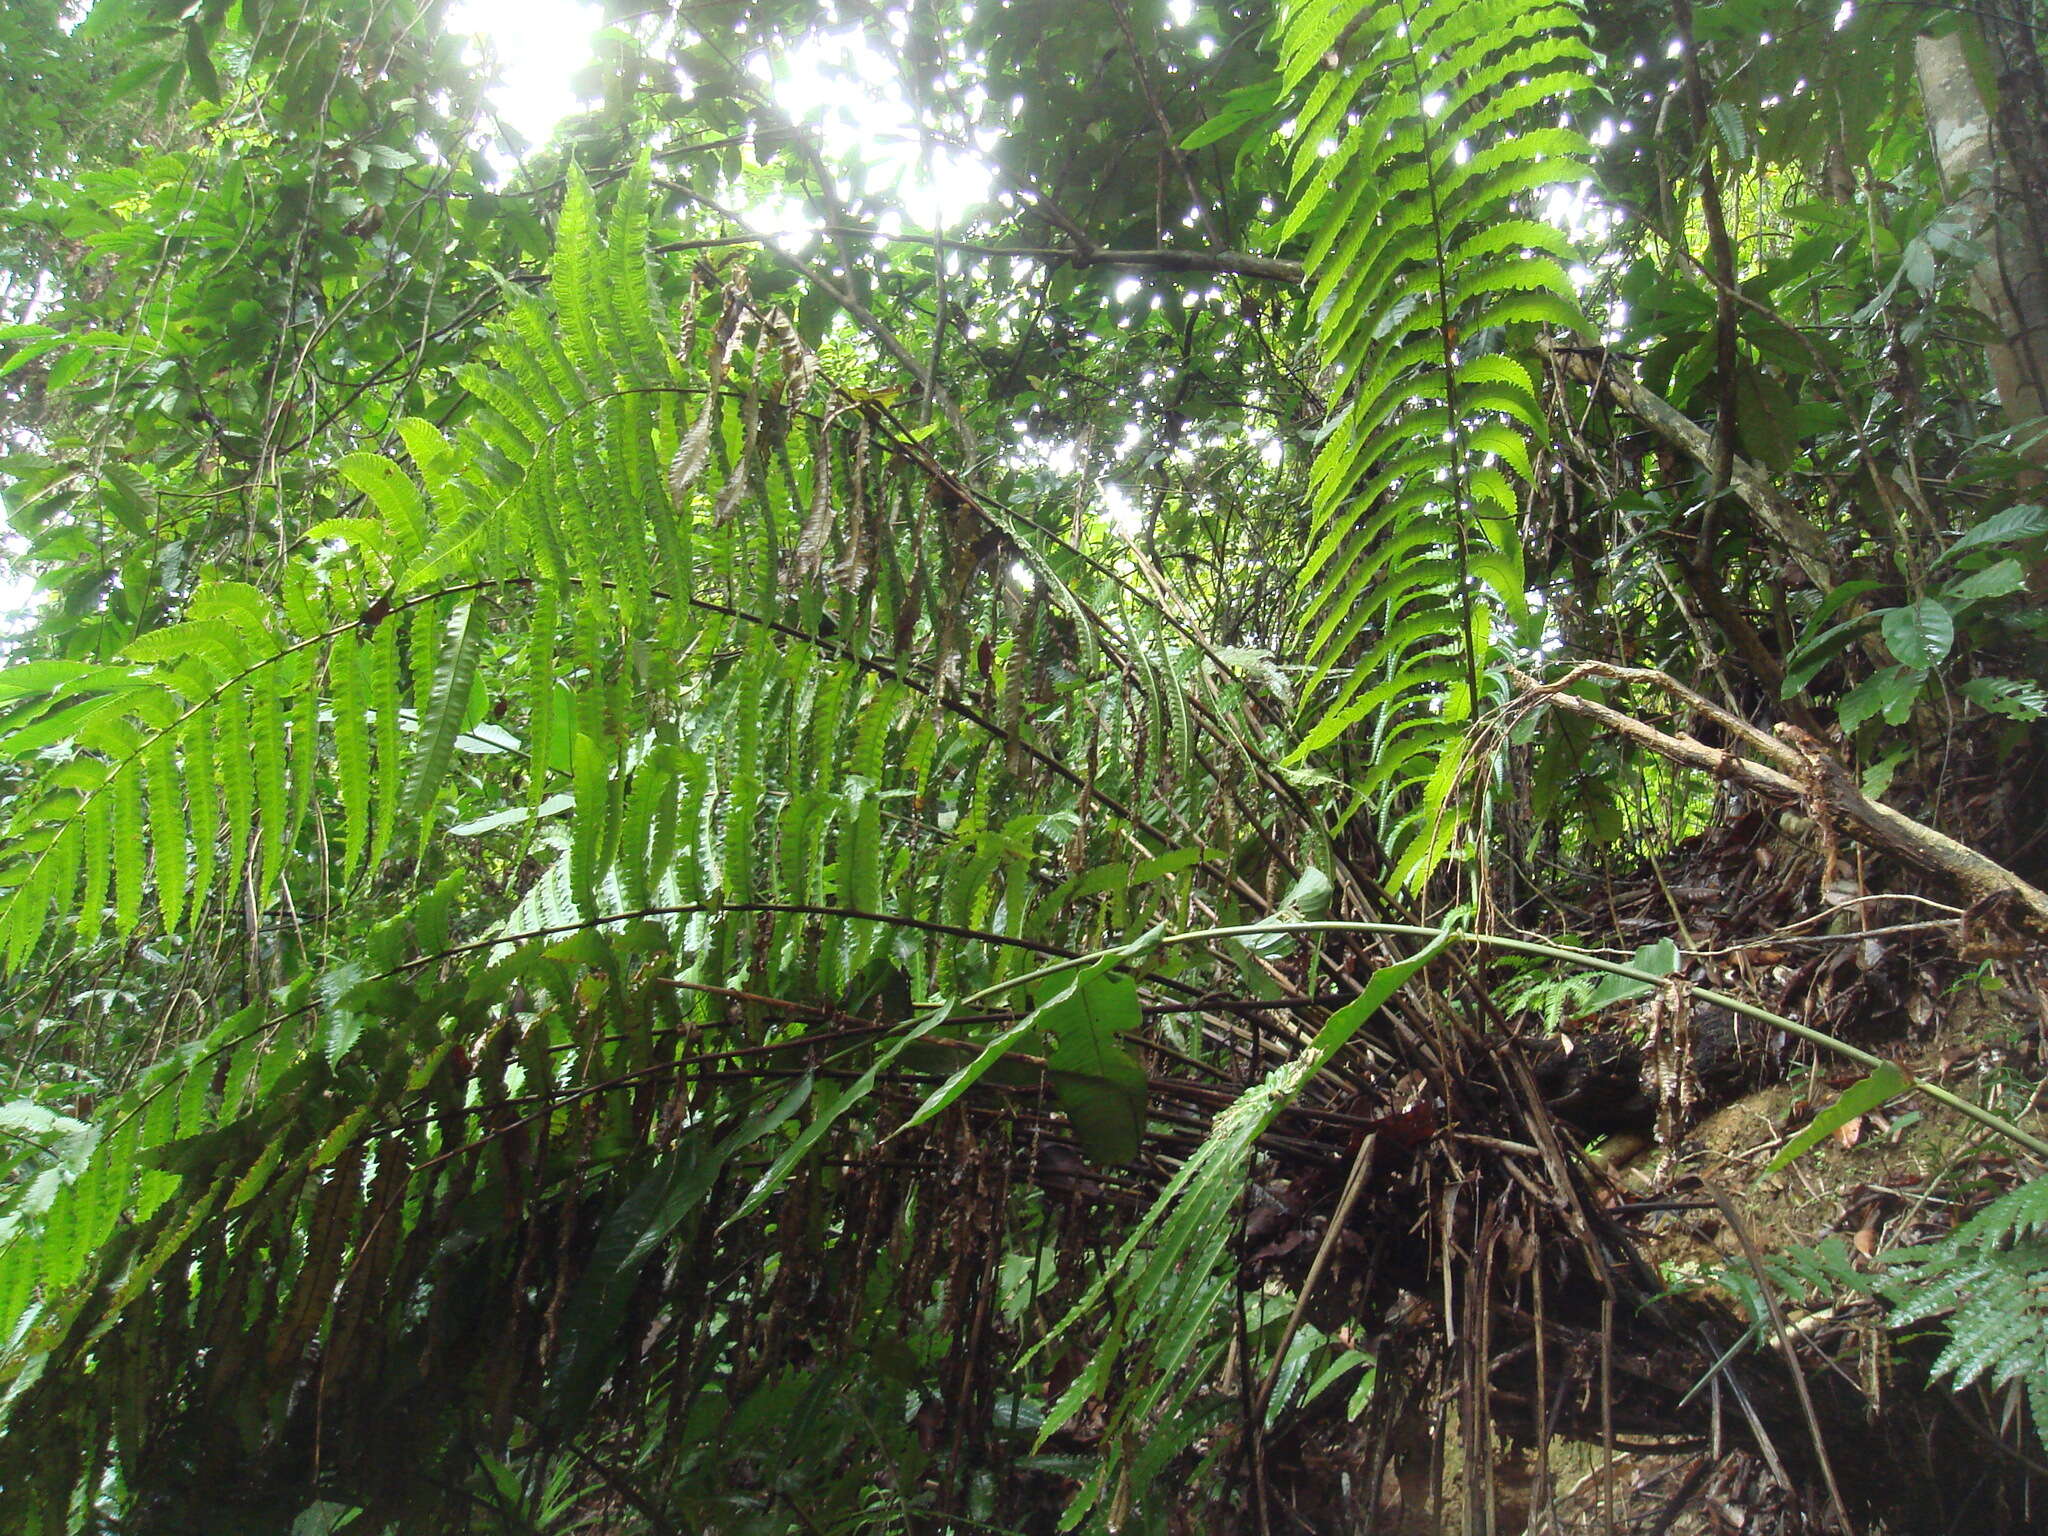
(1275, 0, 1590, 889)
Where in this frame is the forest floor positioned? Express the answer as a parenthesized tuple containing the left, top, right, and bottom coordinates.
(1493, 793, 2048, 1534)
(1532, 1008, 2043, 1531)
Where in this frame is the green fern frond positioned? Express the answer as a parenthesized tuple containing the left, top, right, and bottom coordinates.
(1874, 1173, 2048, 1454)
(0, 147, 1271, 1515)
(1276, 0, 1590, 890)
(1032, 1050, 1325, 1527)
(1955, 1169, 2048, 1247)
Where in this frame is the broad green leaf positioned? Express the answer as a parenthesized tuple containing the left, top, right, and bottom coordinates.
(1765, 1063, 1907, 1173)
(902, 927, 1165, 1135)
(1879, 599, 1954, 670)
(1936, 504, 2047, 565)
(448, 793, 575, 837)
(1939, 558, 2025, 607)
(1585, 937, 1680, 1008)
(1039, 968, 1147, 1167)
(1837, 664, 1924, 735)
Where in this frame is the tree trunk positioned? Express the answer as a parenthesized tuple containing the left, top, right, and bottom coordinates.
(1914, 26, 2048, 468)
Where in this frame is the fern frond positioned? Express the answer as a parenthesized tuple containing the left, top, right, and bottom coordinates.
(1277, 0, 1590, 890)
(1956, 1169, 2048, 1247)
(1031, 1050, 1325, 1527)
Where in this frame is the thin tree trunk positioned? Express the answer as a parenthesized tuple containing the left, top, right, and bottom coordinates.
(1914, 26, 2048, 468)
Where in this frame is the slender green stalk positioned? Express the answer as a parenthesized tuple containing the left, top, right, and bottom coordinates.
(960, 920, 2048, 1162)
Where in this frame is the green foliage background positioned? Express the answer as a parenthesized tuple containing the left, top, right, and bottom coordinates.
(2, 0, 2046, 1531)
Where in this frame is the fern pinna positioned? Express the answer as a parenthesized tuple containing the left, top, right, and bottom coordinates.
(1275, 0, 1590, 888)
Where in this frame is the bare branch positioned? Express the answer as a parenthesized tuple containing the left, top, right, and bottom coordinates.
(1511, 663, 2048, 933)
(1539, 339, 1841, 591)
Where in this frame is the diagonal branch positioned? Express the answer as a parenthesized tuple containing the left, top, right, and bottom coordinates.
(1509, 663, 2048, 933)
(1539, 339, 1840, 592)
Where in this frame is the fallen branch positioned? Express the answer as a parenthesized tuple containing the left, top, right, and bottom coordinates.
(1509, 662, 2048, 935)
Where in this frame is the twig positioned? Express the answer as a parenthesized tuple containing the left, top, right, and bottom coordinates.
(1704, 1182, 1856, 1534)
(1250, 1134, 1378, 1425)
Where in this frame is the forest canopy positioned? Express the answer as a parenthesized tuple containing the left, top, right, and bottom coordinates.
(2, 0, 2048, 1532)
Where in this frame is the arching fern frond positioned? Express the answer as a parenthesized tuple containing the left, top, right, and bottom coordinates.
(0, 136, 1341, 1536)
